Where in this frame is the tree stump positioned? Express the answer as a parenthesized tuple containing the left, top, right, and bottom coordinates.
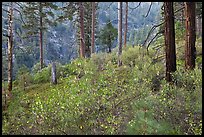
(51, 62, 57, 84)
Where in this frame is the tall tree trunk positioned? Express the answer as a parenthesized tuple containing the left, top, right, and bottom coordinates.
(184, 2, 196, 70)
(7, 2, 13, 98)
(91, 2, 95, 54)
(124, 2, 128, 48)
(79, 2, 85, 58)
(164, 2, 176, 82)
(118, 2, 123, 67)
(39, 3, 43, 69)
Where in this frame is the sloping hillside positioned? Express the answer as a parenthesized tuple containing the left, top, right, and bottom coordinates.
(2, 41, 202, 135)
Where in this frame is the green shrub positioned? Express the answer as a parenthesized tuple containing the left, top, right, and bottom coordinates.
(156, 66, 202, 135)
(33, 66, 51, 84)
(16, 65, 33, 89)
(2, 41, 202, 135)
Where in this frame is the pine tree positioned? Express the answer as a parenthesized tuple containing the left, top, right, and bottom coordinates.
(124, 2, 128, 48)
(22, 2, 58, 69)
(118, 2, 123, 67)
(98, 20, 117, 53)
(184, 2, 196, 70)
(91, 2, 96, 54)
(164, 2, 176, 82)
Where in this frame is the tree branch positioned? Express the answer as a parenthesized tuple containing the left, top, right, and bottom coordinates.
(2, 8, 9, 13)
(105, 2, 114, 11)
(146, 30, 164, 53)
(142, 21, 165, 47)
(13, 8, 26, 25)
(174, 6, 185, 14)
(15, 2, 24, 9)
(145, 2, 152, 18)
(128, 2, 141, 10)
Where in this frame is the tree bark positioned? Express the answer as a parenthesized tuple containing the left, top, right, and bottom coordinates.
(118, 2, 123, 67)
(7, 2, 13, 98)
(184, 2, 196, 70)
(79, 2, 85, 58)
(164, 2, 176, 82)
(124, 2, 128, 48)
(91, 2, 95, 54)
(39, 3, 43, 69)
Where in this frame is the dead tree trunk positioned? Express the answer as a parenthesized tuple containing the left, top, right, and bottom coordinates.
(164, 2, 176, 82)
(124, 2, 128, 48)
(79, 2, 85, 58)
(91, 2, 95, 54)
(7, 2, 13, 98)
(184, 2, 196, 70)
(197, 17, 202, 38)
(39, 3, 43, 69)
(118, 2, 123, 67)
(51, 62, 57, 84)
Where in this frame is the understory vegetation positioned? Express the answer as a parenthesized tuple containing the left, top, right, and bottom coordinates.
(2, 40, 202, 135)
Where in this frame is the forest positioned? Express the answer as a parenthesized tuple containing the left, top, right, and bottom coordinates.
(2, 2, 202, 135)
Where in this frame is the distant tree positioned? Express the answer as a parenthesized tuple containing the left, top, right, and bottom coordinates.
(22, 2, 58, 69)
(195, 2, 202, 38)
(164, 2, 176, 82)
(124, 2, 128, 48)
(91, 2, 96, 54)
(79, 2, 85, 58)
(99, 20, 117, 53)
(118, 2, 123, 66)
(6, 2, 14, 98)
(184, 2, 196, 70)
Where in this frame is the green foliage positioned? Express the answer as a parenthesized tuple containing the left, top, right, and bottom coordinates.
(175, 21, 185, 41)
(32, 62, 43, 74)
(157, 66, 202, 135)
(33, 66, 51, 84)
(127, 96, 176, 135)
(16, 65, 33, 89)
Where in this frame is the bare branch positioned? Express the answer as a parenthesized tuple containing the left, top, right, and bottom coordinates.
(129, 2, 141, 14)
(174, 6, 185, 14)
(15, 2, 24, 9)
(142, 21, 165, 47)
(145, 2, 152, 18)
(13, 8, 26, 25)
(2, 8, 9, 13)
(128, 2, 141, 10)
(146, 30, 164, 53)
(105, 2, 114, 11)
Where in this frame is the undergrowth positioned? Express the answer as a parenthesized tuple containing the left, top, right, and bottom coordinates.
(2, 42, 202, 135)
